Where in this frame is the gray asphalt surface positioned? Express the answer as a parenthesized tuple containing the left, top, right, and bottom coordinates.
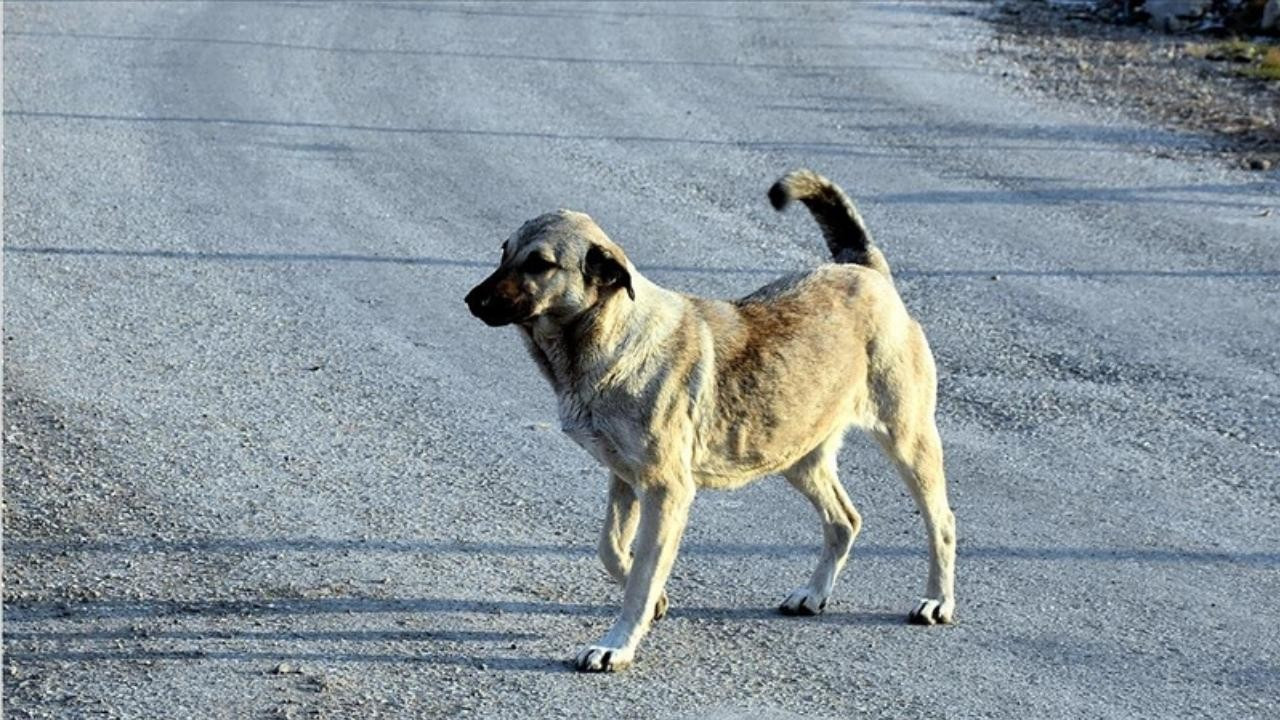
(4, 1, 1279, 718)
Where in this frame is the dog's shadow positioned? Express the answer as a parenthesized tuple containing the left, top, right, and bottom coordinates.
(672, 605, 902, 625)
(2, 594, 902, 673)
(2, 594, 906, 627)
(12, 536, 1267, 674)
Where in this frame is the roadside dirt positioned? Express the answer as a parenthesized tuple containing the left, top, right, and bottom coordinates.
(984, 0, 1280, 171)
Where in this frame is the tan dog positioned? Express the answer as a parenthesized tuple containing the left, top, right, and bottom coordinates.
(465, 170, 956, 672)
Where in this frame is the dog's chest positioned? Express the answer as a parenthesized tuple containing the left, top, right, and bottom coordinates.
(558, 396, 637, 472)
(526, 325, 648, 473)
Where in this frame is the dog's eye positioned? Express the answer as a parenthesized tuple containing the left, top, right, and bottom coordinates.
(521, 255, 556, 274)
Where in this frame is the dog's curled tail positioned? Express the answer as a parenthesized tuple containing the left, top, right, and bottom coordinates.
(768, 169, 892, 280)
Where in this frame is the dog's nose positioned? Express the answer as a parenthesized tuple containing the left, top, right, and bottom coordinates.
(464, 286, 492, 313)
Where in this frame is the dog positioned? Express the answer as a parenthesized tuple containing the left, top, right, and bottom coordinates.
(465, 170, 956, 672)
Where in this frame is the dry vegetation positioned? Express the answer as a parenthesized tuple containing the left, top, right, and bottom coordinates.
(987, 0, 1280, 170)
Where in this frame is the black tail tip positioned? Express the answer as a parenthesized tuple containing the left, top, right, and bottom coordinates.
(767, 181, 790, 211)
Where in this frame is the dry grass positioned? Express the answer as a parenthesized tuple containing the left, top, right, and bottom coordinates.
(1246, 47, 1280, 81)
(990, 1, 1280, 167)
(1190, 40, 1280, 81)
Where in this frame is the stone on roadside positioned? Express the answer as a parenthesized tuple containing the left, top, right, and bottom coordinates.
(1144, 0, 1212, 32)
(1264, 0, 1280, 33)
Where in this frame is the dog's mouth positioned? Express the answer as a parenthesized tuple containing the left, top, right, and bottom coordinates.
(465, 289, 535, 327)
(474, 310, 531, 327)
(468, 303, 524, 327)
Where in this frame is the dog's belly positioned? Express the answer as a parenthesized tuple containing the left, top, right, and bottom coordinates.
(693, 433, 830, 490)
(691, 458, 796, 490)
(692, 390, 869, 490)
(560, 391, 868, 489)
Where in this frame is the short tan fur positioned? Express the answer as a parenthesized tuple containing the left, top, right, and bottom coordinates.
(465, 170, 957, 672)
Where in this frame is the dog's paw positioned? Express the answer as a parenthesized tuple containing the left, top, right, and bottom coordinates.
(907, 597, 955, 625)
(653, 591, 669, 622)
(778, 587, 828, 616)
(573, 644, 634, 673)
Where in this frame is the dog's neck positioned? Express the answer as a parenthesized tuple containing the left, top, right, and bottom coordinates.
(521, 272, 678, 400)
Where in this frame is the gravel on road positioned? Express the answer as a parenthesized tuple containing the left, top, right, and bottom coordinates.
(4, 2, 1278, 718)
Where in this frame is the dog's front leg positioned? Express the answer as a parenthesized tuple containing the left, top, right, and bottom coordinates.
(576, 478, 694, 672)
(598, 474, 670, 621)
(597, 474, 639, 584)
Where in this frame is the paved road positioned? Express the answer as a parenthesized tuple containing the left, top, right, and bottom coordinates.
(4, 1, 1278, 718)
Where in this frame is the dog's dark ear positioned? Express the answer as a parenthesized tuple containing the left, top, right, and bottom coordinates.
(584, 245, 634, 301)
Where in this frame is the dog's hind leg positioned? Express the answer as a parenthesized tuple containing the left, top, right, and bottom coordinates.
(869, 323, 956, 624)
(779, 433, 862, 616)
(598, 474, 668, 620)
(875, 419, 956, 625)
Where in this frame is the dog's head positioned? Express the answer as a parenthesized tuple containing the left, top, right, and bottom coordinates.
(465, 210, 634, 328)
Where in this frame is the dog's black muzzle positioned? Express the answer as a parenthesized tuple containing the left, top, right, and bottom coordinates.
(465, 277, 529, 327)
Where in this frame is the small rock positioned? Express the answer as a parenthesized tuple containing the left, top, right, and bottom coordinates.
(272, 662, 300, 675)
(1144, 0, 1211, 33)
(1263, 0, 1280, 32)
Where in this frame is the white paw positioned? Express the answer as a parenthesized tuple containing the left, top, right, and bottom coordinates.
(573, 644, 635, 673)
(779, 587, 828, 616)
(908, 597, 955, 625)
